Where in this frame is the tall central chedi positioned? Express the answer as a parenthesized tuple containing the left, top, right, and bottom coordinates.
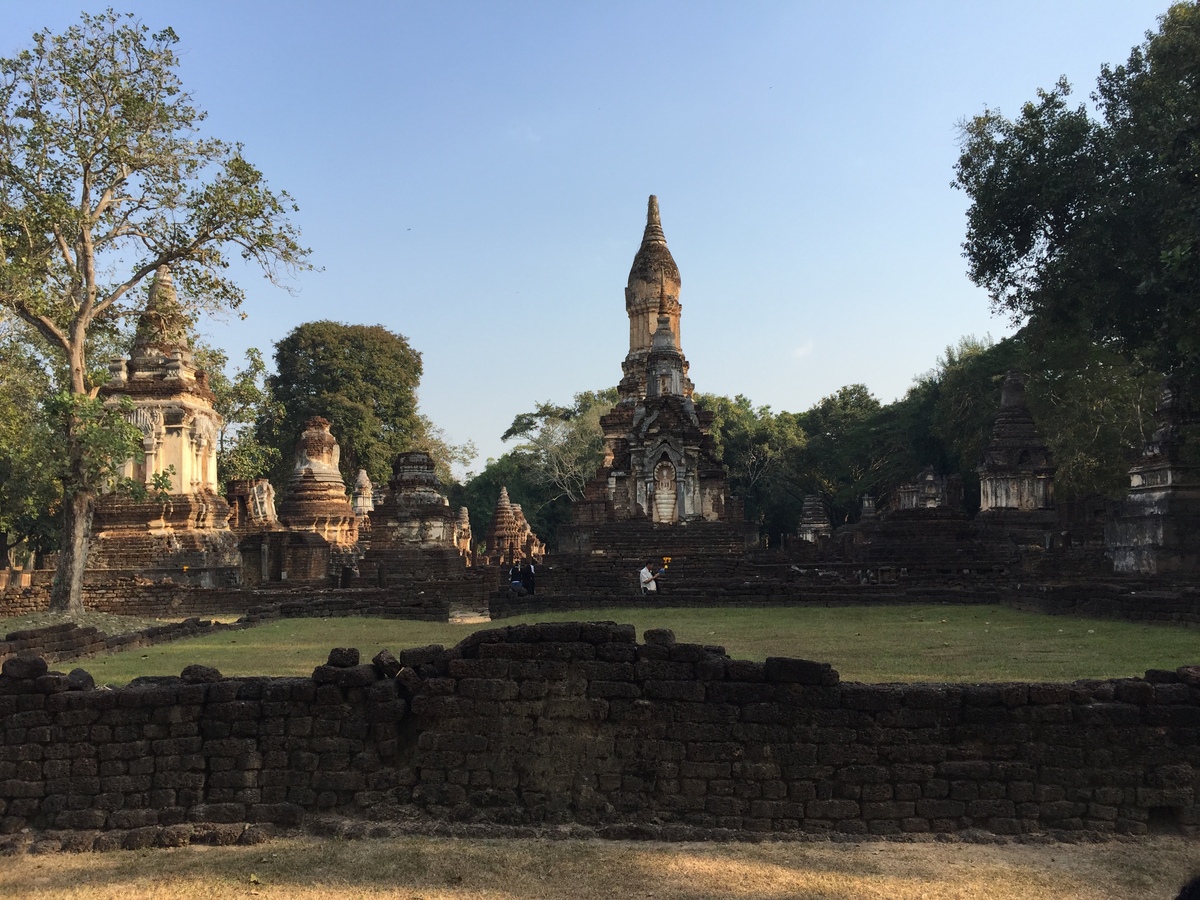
(561, 196, 740, 552)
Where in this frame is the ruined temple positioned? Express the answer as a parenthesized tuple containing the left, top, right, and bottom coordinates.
(977, 373, 1056, 514)
(241, 417, 359, 584)
(357, 451, 471, 580)
(895, 468, 963, 511)
(798, 494, 834, 543)
(975, 372, 1058, 551)
(482, 487, 543, 565)
(352, 469, 375, 528)
(559, 196, 743, 558)
(89, 266, 238, 583)
(1107, 382, 1200, 573)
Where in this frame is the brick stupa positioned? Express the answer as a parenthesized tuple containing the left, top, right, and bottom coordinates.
(89, 266, 238, 584)
(358, 451, 472, 580)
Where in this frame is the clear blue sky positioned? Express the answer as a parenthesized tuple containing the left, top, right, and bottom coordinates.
(6, 2, 1171, 475)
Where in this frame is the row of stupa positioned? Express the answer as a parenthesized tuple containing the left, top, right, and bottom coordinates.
(86, 196, 1198, 582)
(86, 266, 540, 586)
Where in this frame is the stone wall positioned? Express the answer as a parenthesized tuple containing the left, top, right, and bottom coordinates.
(2, 622, 1199, 844)
(494, 574, 1200, 629)
(0, 582, 456, 622)
(0, 620, 241, 669)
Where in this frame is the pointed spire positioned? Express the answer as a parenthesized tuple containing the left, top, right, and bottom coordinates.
(642, 194, 666, 246)
(133, 264, 190, 352)
(149, 264, 176, 307)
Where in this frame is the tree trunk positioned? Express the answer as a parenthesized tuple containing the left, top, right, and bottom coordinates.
(49, 461, 94, 615)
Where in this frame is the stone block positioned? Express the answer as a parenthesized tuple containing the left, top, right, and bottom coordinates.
(763, 657, 838, 686)
(326, 648, 360, 668)
(2, 656, 47, 680)
(180, 665, 222, 684)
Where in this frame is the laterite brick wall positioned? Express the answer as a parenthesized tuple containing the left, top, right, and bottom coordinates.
(2, 622, 1199, 844)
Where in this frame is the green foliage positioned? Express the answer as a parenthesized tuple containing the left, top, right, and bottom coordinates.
(467, 388, 621, 550)
(694, 393, 807, 537)
(502, 389, 618, 503)
(0, 10, 311, 369)
(260, 321, 425, 489)
(786, 385, 885, 524)
(195, 344, 282, 484)
(44, 393, 145, 495)
(0, 322, 60, 558)
(1021, 335, 1159, 499)
(447, 450, 566, 552)
(954, 3, 1200, 401)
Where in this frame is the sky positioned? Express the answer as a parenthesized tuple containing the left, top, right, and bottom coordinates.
(4, 1, 1173, 476)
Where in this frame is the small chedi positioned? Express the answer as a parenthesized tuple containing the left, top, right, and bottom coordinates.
(359, 451, 473, 581)
(838, 466, 975, 572)
(241, 417, 358, 584)
(352, 469, 375, 531)
(798, 494, 833, 543)
(895, 468, 964, 511)
(276, 417, 359, 547)
(975, 371, 1057, 549)
(839, 375, 1059, 572)
(482, 487, 544, 565)
(1107, 381, 1200, 573)
(89, 266, 237, 584)
(559, 196, 744, 558)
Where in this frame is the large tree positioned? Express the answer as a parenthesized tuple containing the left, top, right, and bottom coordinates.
(193, 344, 282, 484)
(0, 319, 59, 564)
(695, 393, 807, 538)
(261, 321, 425, 489)
(954, 3, 1200, 425)
(502, 388, 618, 503)
(0, 12, 310, 612)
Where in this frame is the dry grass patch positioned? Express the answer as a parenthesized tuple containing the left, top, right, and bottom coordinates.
(0, 609, 183, 637)
(2, 835, 1198, 899)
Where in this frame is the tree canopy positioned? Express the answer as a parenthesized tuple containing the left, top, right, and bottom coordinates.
(0, 11, 311, 611)
(954, 3, 1200, 409)
(260, 321, 425, 489)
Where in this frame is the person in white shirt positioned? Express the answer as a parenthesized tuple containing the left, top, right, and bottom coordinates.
(639, 560, 663, 594)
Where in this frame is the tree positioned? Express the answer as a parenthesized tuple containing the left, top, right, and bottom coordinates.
(260, 321, 425, 490)
(449, 450, 558, 551)
(502, 389, 618, 503)
(0, 319, 59, 564)
(1019, 334, 1159, 500)
(695, 393, 807, 538)
(954, 3, 1200, 424)
(0, 11, 310, 612)
(787, 385, 885, 523)
(194, 345, 282, 484)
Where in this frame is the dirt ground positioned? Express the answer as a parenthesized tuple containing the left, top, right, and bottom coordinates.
(3, 833, 1199, 900)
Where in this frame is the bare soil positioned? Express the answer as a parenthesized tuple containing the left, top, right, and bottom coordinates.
(2, 834, 1198, 899)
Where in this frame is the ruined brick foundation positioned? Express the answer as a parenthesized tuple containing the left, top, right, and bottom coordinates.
(2, 622, 1199, 846)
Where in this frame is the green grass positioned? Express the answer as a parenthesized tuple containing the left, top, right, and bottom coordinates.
(52, 604, 1200, 686)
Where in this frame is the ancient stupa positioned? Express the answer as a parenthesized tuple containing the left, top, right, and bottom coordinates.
(89, 266, 238, 583)
(560, 196, 742, 556)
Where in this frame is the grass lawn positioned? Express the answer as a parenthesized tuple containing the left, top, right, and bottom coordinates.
(2, 833, 1199, 900)
(45, 603, 1200, 686)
